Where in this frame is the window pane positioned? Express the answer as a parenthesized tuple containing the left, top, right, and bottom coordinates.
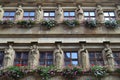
(105, 18, 109, 20)
(64, 12, 69, 16)
(10, 12, 15, 16)
(47, 60, 53, 66)
(24, 12, 29, 16)
(40, 53, 45, 59)
(47, 53, 53, 59)
(71, 52, 77, 59)
(44, 13, 49, 16)
(4, 12, 9, 16)
(84, 12, 89, 16)
(72, 61, 78, 66)
(104, 12, 109, 16)
(30, 12, 35, 16)
(90, 12, 95, 16)
(50, 12, 55, 16)
(70, 12, 75, 16)
(65, 52, 70, 59)
(113, 53, 119, 58)
(40, 59, 45, 65)
(89, 53, 95, 58)
(22, 53, 28, 59)
(16, 53, 21, 59)
(109, 12, 115, 16)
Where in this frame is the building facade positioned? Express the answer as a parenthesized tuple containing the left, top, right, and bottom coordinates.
(0, 0, 120, 80)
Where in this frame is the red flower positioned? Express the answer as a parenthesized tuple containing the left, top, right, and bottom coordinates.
(91, 64, 95, 67)
(16, 64, 22, 67)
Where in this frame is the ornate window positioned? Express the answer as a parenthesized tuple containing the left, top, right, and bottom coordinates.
(3, 11, 15, 20)
(39, 51, 53, 66)
(44, 11, 55, 20)
(64, 11, 75, 20)
(14, 51, 28, 66)
(23, 11, 35, 20)
(104, 11, 115, 20)
(113, 51, 120, 67)
(89, 51, 104, 66)
(84, 11, 95, 20)
(64, 51, 78, 66)
(0, 51, 4, 68)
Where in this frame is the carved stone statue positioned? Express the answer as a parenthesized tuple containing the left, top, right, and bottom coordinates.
(55, 5, 64, 23)
(78, 44, 90, 71)
(15, 5, 24, 21)
(53, 43, 64, 71)
(28, 45, 39, 68)
(35, 5, 43, 22)
(96, 5, 105, 23)
(75, 5, 84, 23)
(3, 45, 15, 68)
(116, 5, 120, 19)
(0, 5, 4, 21)
(102, 44, 115, 71)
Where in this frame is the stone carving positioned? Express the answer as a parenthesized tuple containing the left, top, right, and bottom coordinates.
(15, 5, 24, 21)
(102, 43, 115, 71)
(55, 5, 64, 23)
(78, 44, 90, 71)
(75, 5, 84, 23)
(53, 43, 64, 71)
(3, 45, 15, 68)
(35, 5, 43, 22)
(0, 5, 4, 21)
(116, 5, 120, 19)
(28, 45, 39, 69)
(96, 5, 105, 23)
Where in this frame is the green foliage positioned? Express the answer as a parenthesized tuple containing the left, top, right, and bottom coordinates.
(17, 20, 35, 28)
(115, 68, 120, 73)
(91, 66, 107, 78)
(85, 20, 97, 29)
(0, 20, 14, 25)
(63, 19, 80, 28)
(105, 20, 118, 29)
(36, 66, 56, 80)
(62, 66, 83, 79)
(41, 20, 57, 29)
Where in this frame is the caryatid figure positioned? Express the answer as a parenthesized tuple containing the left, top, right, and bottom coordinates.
(3, 45, 15, 68)
(28, 45, 39, 68)
(0, 5, 4, 21)
(35, 5, 43, 23)
(96, 5, 105, 23)
(75, 5, 84, 23)
(78, 44, 90, 71)
(116, 5, 120, 20)
(15, 5, 24, 21)
(53, 43, 64, 71)
(102, 43, 115, 71)
(55, 5, 64, 23)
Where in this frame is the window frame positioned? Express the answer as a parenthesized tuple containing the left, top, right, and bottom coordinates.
(104, 11, 116, 21)
(84, 11, 96, 20)
(23, 11, 35, 20)
(43, 11, 55, 20)
(64, 11, 75, 20)
(3, 11, 15, 20)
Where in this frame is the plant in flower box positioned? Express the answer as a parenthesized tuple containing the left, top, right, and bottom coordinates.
(105, 20, 118, 29)
(62, 66, 83, 80)
(41, 20, 57, 29)
(17, 20, 35, 28)
(0, 20, 14, 27)
(85, 19, 97, 29)
(91, 65, 107, 80)
(63, 19, 80, 28)
(36, 66, 56, 80)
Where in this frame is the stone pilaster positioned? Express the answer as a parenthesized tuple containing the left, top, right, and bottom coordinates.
(75, 5, 84, 23)
(35, 5, 43, 23)
(55, 4, 64, 23)
(78, 42, 90, 71)
(15, 5, 24, 22)
(0, 5, 4, 21)
(115, 5, 120, 20)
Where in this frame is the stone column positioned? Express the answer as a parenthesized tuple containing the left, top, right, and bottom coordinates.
(55, 5, 64, 23)
(75, 5, 84, 23)
(78, 42, 90, 71)
(53, 42, 64, 71)
(15, 5, 24, 22)
(96, 5, 105, 23)
(3, 44, 15, 68)
(28, 44, 39, 69)
(0, 5, 4, 21)
(102, 42, 115, 71)
(35, 5, 43, 23)
(115, 5, 120, 20)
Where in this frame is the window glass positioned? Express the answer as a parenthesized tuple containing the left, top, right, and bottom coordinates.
(104, 12, 109, 16)
(104, 11, 115, 20)
(90, 12, 95, 16)
(71, 52, 77, 58)
(70, 12, 75, 16)
(30, 12, 35, 16)
(50, 12, 55, 16)
(84, 12, 89, 16)
(0, 51, 4, 67)
(3, 11, 15, 20)
(84, 11, 95, 20)
(64, 12, 69, 16)
(44, 13, 49, 16)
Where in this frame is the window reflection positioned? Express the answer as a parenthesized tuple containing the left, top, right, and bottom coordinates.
(84, 11, 95, 20)
(64, 11, 75, 20)
(3, 11, 15, 20)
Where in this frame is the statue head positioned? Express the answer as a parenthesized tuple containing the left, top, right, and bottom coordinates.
(9, 45, 13, 49)
(33, 44, 37, 49)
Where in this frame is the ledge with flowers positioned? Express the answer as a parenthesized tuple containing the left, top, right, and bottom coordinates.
(0, 19, 120, 30)
(0, 64, 120, 80)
